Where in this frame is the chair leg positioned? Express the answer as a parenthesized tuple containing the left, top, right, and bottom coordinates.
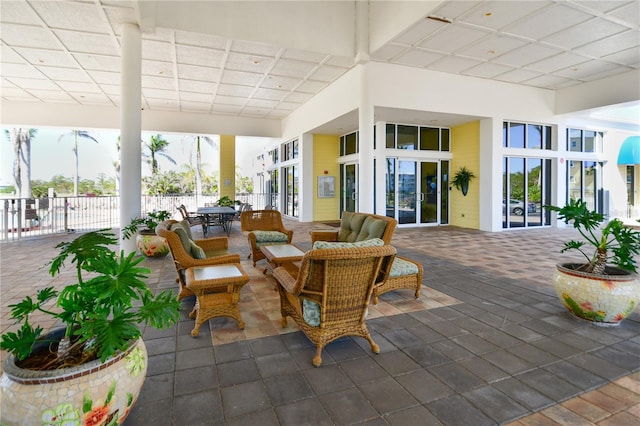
(366, 333, 380, 354)
(312, 346, 324, 367)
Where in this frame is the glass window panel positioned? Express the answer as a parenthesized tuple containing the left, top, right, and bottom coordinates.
(584, 161, 596, 210)
(420, 127, 439, 151)
(544, 126, 552, 150)
(509, 123, 525, 148)
(293, 140, 299, 159)
(569, 128, 582, 152)
(527, 158, 542, 227)
(386, 124, 395, 148)
(345, 133, 357, 155)
(527, 124, 542, 149)
(441, 129, 450, 151)
(503, 122, 508, 147)
(340, 136, 344, 156)
(385, 158, 395, 218)
(584, 131, 596, 152)
(544, 159, 552, 225)
(397, 125, 418, 150)
(502, 158, 508, 228)
(568, 160, 582, 202)
(440, 160, 449, 224)
(508, 157, 525, 227)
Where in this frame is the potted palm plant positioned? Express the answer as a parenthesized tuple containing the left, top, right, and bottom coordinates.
(548, 199, 640, 325)
(122, 209, 172, 257)
(0, 229, 180, 425)
(451, 166, 476, 196)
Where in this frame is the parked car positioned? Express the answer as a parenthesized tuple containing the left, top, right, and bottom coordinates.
(503, 199, 536, 216)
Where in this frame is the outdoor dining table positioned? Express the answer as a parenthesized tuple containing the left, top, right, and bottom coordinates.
(196, 206, 237, 236)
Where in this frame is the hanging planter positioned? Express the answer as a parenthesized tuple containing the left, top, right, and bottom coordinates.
(451, 166, 476, 196)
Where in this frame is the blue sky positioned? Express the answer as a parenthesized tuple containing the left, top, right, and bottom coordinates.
(1, 128, 266, 186)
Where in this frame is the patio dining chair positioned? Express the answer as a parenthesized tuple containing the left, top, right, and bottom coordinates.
(177, 204, 208, 236)
(240, 209, 293, 266)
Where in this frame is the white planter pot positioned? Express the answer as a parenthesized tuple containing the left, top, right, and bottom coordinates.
(1, 331, 147, 425)
(553, 263, 640, 326)
(136, 233, 169, 257)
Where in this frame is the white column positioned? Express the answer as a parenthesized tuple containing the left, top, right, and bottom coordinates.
(374, 121, 387, 215)
(479, 117, 502, 232)
(299, 132, 314, 222)
(119, 23, 142, 253)
(358, 65, 374, 213)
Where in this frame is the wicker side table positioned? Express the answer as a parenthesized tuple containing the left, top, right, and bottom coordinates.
(185, 263, 250, 336)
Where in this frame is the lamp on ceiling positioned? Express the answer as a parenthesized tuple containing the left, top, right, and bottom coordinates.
(618, 136, 640, 165)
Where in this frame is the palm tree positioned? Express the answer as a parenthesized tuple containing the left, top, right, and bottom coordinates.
(191, 136, 216, 200)
(144, 134, 175, 175)
(5, 128, 37, 198)
(57, 130, 99, 196)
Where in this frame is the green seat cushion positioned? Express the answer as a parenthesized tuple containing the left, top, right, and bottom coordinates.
(170, 222, 205, 259)
(179, 220, 194, 240)
(312, 238, 384, 249)
(337, 212, 367, 243)
(390, 257, 420, 277)
(302, 299, 320, 327)
(253, 230, 289, 243)
(355, 216, 386, 242)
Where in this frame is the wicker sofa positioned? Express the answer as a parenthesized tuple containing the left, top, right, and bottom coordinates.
(311, 211, 422, 303)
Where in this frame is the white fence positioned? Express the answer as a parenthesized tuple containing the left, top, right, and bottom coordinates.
(1, 193, 276, 242)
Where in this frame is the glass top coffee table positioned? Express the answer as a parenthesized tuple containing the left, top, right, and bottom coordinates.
(259, 243, 305, 275)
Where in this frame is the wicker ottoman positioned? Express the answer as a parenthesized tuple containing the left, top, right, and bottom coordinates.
(372, 255, 423, 304)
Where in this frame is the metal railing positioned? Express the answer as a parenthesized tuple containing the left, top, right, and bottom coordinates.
(1, 193, 278, 242)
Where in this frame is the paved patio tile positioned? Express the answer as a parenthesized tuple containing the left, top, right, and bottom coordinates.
(263, 371, 314, 406)
(318, 387, 378, 424)
(226, 408, 280, 426)
(217, 358, 261, 386)
(175, 346, 215, 370)
(506, 343, 560, 366)
(427, 394, 495, 426)
(403, 344, 449, 367)
(256, 351, 299, 378)
(340, 356, 389, 384)
(384, 405, 443, 426)
(358, 376, 419, 414)
(173, 391, 223, 424)
(544, 361, 608, 390)
(458, 356, 511, 383)
(428, 362, 486, 393)
(395, 369, 455, 403)
(518, 370, 581, 401)
(274, 397, 333, 425)
(569, 352, 630, 380)
(464, 385, 530, 423)
(493, 378, 555, 411)
(302, 364, 354, 394)
(221, 380, 271, 418)
(174, 365, 218, 396)
(372, 349, 421, 376)
(481, 350, 535, 375)
(561, 397, 610, 422)
(452, 333, 500, 355)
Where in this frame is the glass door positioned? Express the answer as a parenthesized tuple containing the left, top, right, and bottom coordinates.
(340, 163, 358, 213)
(389, 159, 447, 226)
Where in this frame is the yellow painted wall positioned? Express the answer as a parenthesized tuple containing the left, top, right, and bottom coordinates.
(219, 135, 236, 199)
(449, 121, 480, 229)
(313, 134, 340, 221)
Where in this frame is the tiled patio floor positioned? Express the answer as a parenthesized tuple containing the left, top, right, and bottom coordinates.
(1, 219, 639, 425)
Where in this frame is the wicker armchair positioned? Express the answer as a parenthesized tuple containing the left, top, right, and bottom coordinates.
(240, 210, 294, 266)
(310, 212, 397, 245)
(272, 244, 396, 367)
(156, 220, 240, 300)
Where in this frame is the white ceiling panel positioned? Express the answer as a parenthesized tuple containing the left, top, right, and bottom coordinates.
(0, 0, 637, 120)
(87, 70, 120, 85)
(14, 47, 76, 67)
(176, 45, 225, 67)
(419, 25, 491, 54)
(32, 1, 110, 33)
(543, 19, 629, 49)
(394, 19, 445, 46)
(502, 3, 592, 40)
(180, 91, 212, 103)
(179, 80, 215, 93)
(392, 49, 443, 67)
(39, 66, 92, 82)
(2, 63, 44, 79)
(55, 30, 119, 55)
(457, 35, 528, 61)
(463, 62, 513, 79)
(525, 52, 590, 73)
(1, 23, 61, 49)
(141, 40, 174, 62)
(73, 53, 120, 72)
(429, 55, 482, 74)
(270, 59, 318, 78)
(142, 60, 174, 78)
(177, 64, 219, 82)
(458, 1, 550, 30)
(493, 43, 563, 67)
(217, 83, 254, 97)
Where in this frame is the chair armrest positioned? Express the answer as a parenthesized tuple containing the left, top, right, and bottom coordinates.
(194, 237, 229, 251)
(310, 231, 338, 244)
(273, 266, 298, 295)
(182, 253, 241, 268)
(283, 229, 294, 243)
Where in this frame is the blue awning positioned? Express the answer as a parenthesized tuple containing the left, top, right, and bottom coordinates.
(618, 136, 640, 165)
